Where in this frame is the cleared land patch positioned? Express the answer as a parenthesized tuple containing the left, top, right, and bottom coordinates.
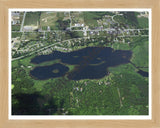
(40, 12, 58, 30)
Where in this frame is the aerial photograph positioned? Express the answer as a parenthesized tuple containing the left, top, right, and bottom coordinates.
(11, 10, 149, 115)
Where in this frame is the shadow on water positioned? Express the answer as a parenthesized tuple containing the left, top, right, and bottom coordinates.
(30, 47, 132, 80)
(130, 62, 149, 77)
(137, 70, 148, 77)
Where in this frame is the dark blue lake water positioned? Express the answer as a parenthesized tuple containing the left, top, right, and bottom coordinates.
(30, 47, 132, 80)
(30, 63, 69, 80)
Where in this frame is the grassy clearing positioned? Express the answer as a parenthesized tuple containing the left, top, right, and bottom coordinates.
(137, 17, 148, 28)
(131, 41, 148, 67)
(108, 63, 137, 74)
(112, 43, 130, 50)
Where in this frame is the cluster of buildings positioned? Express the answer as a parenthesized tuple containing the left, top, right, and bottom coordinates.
(11, 12, 21, 25)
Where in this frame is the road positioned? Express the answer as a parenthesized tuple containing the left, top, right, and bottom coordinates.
(12, 36, 90, 61)
(13, 28, 148, 33)
(117, 87, 123, 108)
(112, 14, 123, 24)
(12, 42, 60, 61)
(12, 32, 149, 61)
(20, 12, 26, 32)
(117, 35, 148, 38)
(69, 11, 72, 30)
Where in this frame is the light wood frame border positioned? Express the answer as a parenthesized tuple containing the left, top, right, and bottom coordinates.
(0, 0, 160, 128)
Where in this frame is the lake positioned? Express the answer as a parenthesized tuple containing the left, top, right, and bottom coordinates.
(30, 47, 132, 80)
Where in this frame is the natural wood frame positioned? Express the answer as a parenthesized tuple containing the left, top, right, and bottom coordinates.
(0, 0, 160, 128)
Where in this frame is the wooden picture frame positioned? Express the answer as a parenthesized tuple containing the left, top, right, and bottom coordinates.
(0, 0, 160, 127)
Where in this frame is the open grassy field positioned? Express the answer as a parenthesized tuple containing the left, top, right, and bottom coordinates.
(40, 12, 58, 28)
(83, 12, 107, 28)
(137, 17, 148, 28)
(40, 12, 66, 30)
(24, 12, 41, 26)
(22, 32, 43, 41)
(131, 40, 148, 67)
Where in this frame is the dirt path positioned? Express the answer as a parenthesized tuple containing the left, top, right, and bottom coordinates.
(117, 87, 123, 108)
